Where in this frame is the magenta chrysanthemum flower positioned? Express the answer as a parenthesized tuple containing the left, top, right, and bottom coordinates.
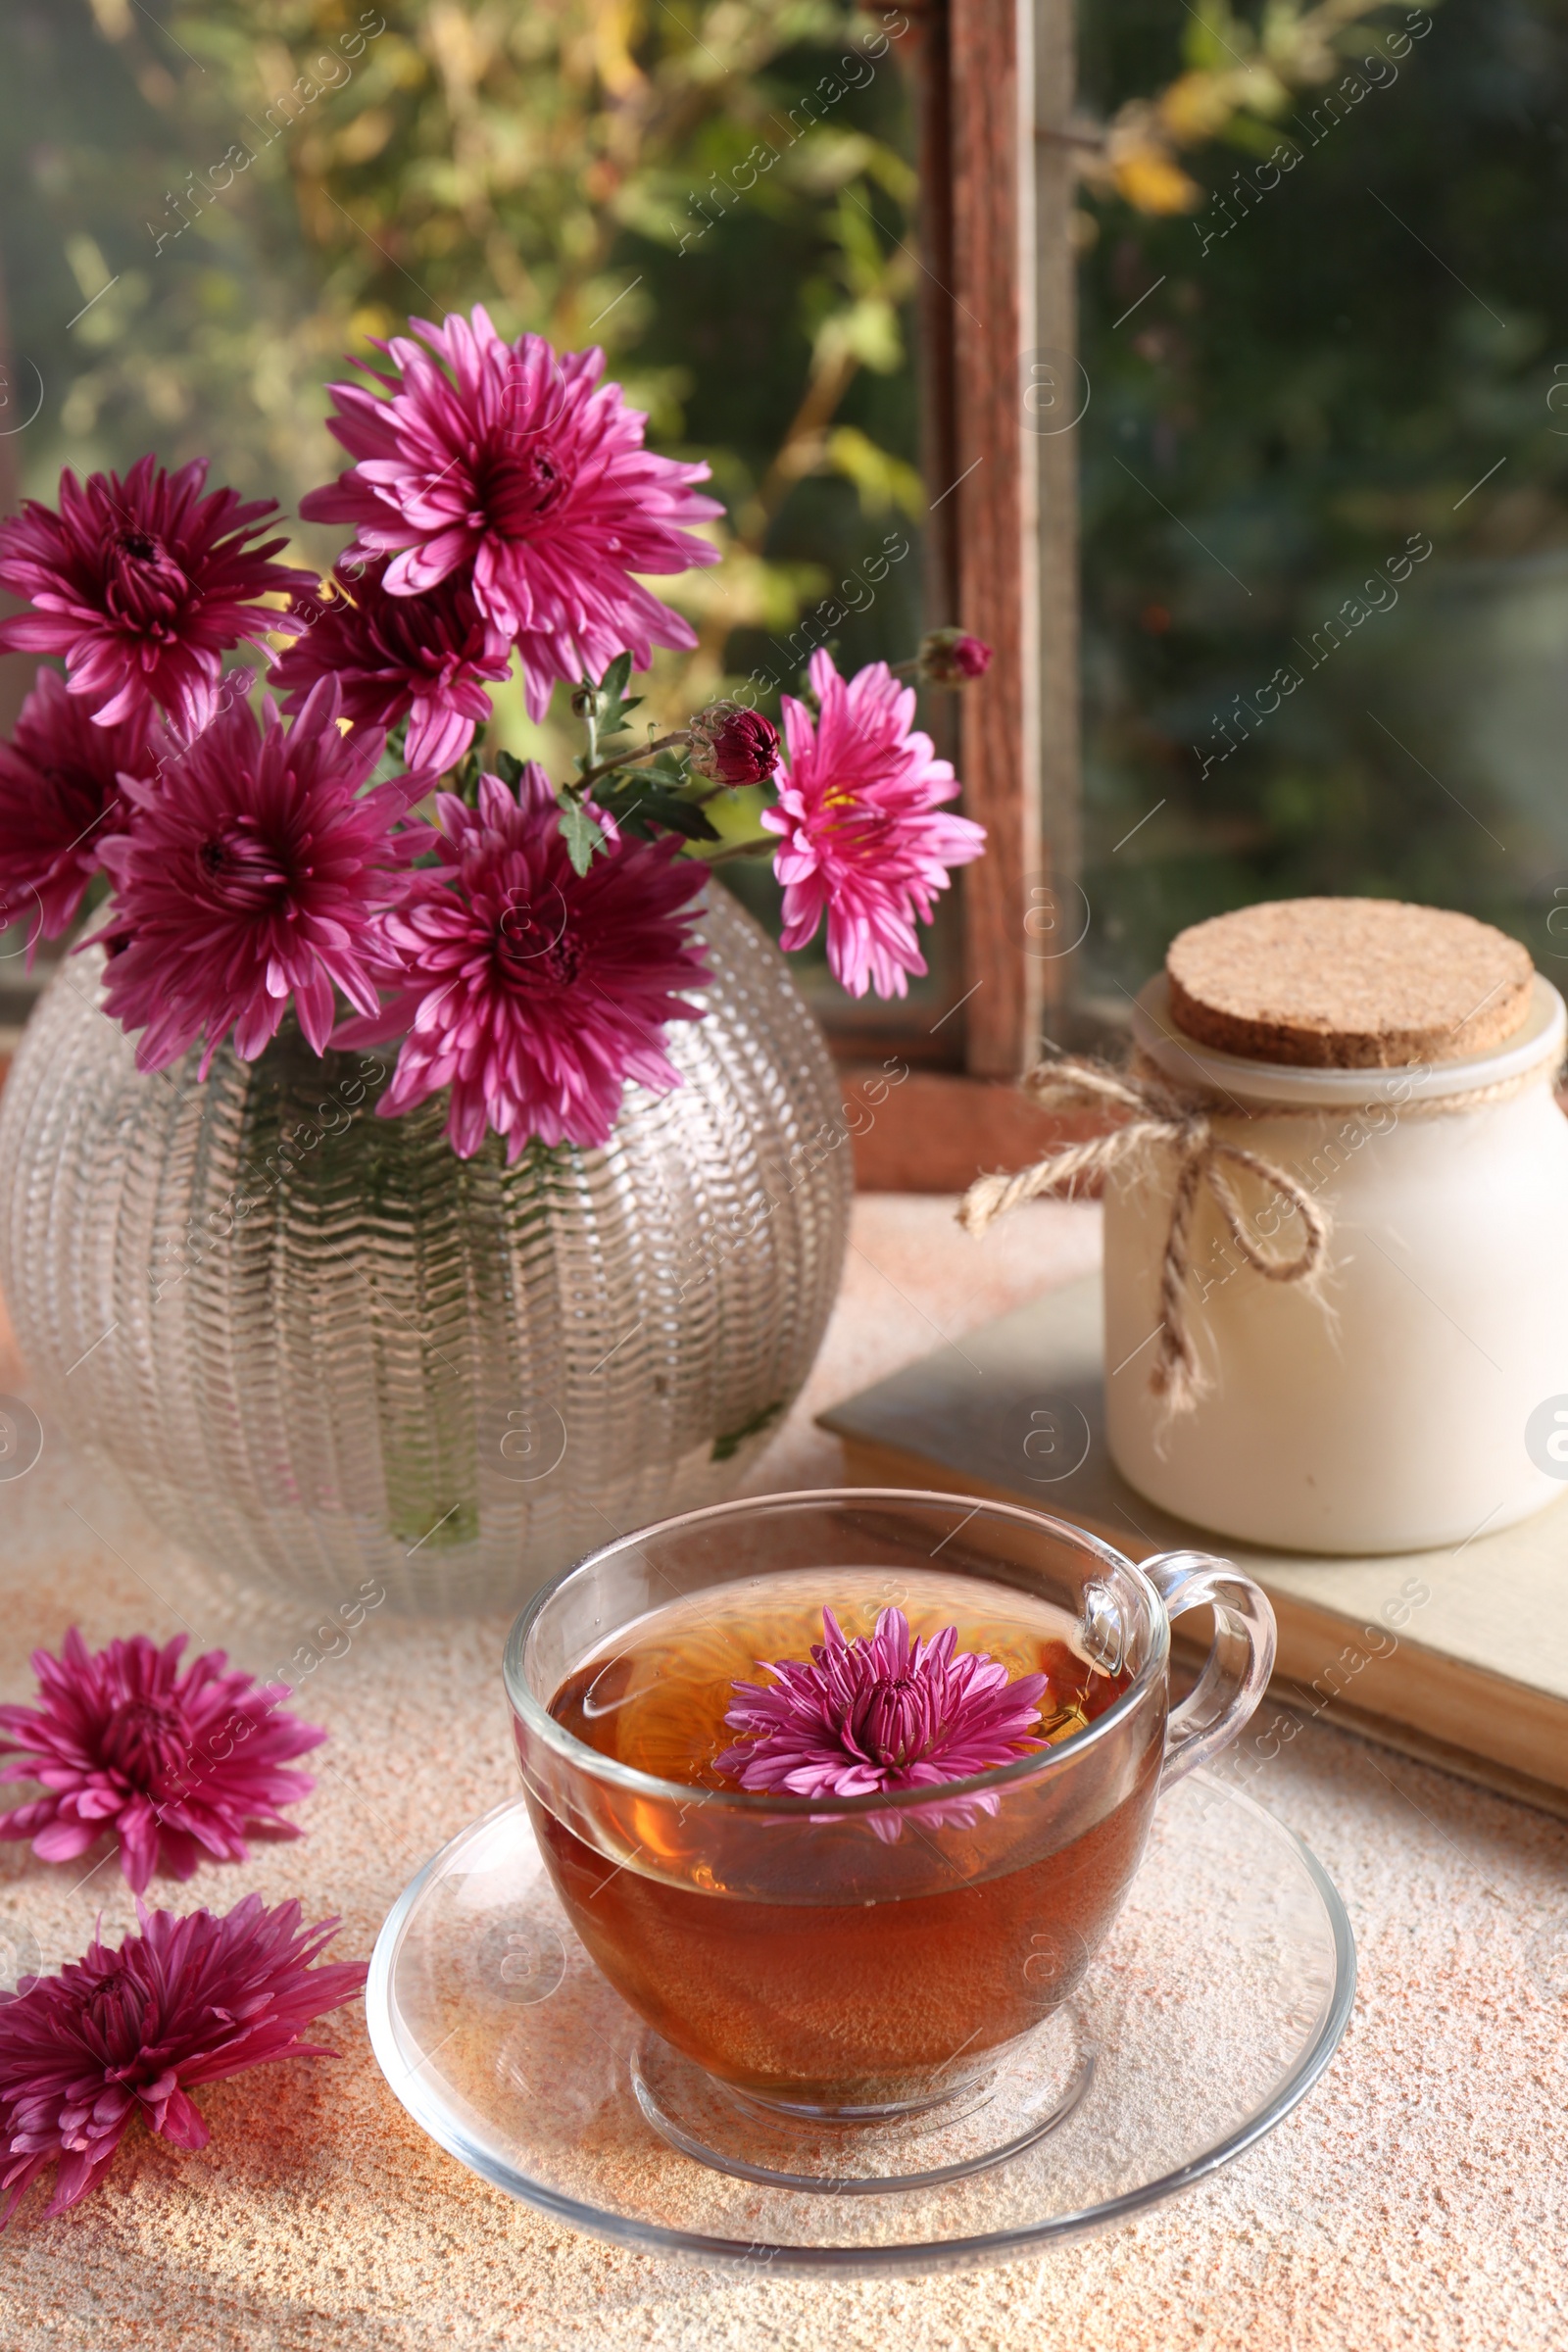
(337, 765, 710, 1158)
(0, 457, 315, 737)
(0, 1895, 367, 2222)
(94, 677, 415, 1076)
(300, 307, 721, 719)
(918, 627, 993, 685)
(760, 650, 986, 999)
(715, 1606, 1047, 1839)
(0, 667, 162, 949)
(0, 1629, 326, 1895)
(272, 560, 513, 773)
(686, 702, 780, 787)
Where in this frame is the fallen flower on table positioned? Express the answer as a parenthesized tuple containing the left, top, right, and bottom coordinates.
(0, 1629, 326, 1894)
(0, 1895, 368, 2222)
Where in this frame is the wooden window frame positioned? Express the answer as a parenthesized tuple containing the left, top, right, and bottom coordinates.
(845, 0, 1086, 1188)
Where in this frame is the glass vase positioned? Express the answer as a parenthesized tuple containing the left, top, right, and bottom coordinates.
(0, 889, 852, 1613)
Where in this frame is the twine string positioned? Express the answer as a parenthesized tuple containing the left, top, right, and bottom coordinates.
(957, 1055, 1330, 1416)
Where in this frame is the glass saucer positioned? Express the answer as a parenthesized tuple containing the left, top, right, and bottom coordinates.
(628, 2003, 1095, 2194)
(366, 1772, 1354, 2277)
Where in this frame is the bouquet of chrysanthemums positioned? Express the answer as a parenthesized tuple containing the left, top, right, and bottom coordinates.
(0, 306, 989, 1162)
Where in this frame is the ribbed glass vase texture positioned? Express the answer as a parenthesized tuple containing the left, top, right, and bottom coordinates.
(0, 890, 851, 1613)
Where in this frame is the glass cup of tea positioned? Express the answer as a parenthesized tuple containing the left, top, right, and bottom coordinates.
(504, 1489, 1274, 2129)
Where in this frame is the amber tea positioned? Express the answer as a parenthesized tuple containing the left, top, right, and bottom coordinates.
(526, 1566, 1158, 2109)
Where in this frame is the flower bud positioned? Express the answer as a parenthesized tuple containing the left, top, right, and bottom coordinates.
(687, 702, 781, 786)
(918, 627, 993, 686)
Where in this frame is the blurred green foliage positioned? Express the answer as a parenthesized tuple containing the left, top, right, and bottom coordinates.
(0, 0, 925, 749)
(1077, 0, 1568, 998)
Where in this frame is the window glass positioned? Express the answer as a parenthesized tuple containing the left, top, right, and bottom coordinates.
(1075, 0, 1568, 1014)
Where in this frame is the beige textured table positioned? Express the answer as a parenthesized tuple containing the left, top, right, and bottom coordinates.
(0, 1197, 1565, 2352)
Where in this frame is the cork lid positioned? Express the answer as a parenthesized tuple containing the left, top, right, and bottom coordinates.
(1165, 898, 1535, 1068)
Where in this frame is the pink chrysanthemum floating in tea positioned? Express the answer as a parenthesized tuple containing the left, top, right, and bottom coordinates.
(273, 559, 513, 774)
(0, 1895, 366, 2222)
(0, 456, 313, 737)
(761, 650, 987, 999)
(0, 667, 160, 948)
(0, 1628, 326, 1895)
(301, 307, 721, 718)
(95, 677, 416, 1076)
(339, 764, 710, 1158)
(716, 1606, 1047, 1824)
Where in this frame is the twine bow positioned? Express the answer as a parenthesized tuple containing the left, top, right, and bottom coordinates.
(958, 1056, 1331, 1417)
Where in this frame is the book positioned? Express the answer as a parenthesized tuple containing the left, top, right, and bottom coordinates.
(817, 1275, 1568, 1817)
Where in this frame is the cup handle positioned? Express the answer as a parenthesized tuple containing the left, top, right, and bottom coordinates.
(1142, 1550, 1277, 1790)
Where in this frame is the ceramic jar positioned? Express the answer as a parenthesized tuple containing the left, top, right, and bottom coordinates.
(1103, 972, 1568, 1554)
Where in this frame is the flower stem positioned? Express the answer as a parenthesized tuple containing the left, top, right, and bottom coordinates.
(578, 731, 690, 789)
(699, 836, 775, 866)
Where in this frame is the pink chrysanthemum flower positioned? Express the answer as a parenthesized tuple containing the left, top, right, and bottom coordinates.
(0, 457, 315, 737)
(337, 765, 710, 1158)
(94, 677, 415, 1077)
(686, 702, 781, 787)
(0, 667, 163, 950)
(715, 1606, 1046, 1840)
(0, 1895, 367, 2222)
(272, 560, 513, 774)
(918, 626, 993, 685)
(300, 307, 721, 719)
(760, 649, 986, 999)
(0, 1629, 326, 1895)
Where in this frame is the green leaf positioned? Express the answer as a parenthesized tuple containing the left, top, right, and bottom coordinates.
(558, 796, 608, 873)
(601, 652, 633, 706)
(823, 424, 925, 519)
(1182, 0, 1249, 71)
(641, 793, 721, 844)
(598, 698, 642, 736)
(494, 749, 526, 789)
(596, 779, 719, 844)
(710, 1398, 784, 1463)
